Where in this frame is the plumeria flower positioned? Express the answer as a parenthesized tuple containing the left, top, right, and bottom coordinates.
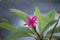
(24, 16, 37, 28)
(57, 10, 60, 14)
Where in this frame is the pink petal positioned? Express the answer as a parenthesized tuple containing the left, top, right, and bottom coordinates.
(27, 16, 31, 23)
(27, 16, 31, 21)
(27, 24, 32, 28)
(24, 16, 37, 28)
(32, 16, 37, 21)
(24, 24, 31, 28)
(27, 16, 31, 20)
(28, 26, 32, 28)
(33, 22, 37, 27)
(57, 10, 60, 14)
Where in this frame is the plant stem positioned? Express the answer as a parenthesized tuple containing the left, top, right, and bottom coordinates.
(49, 17, 60, 40)
(33, 27, 41, 38)
(33, 27, 44, 40)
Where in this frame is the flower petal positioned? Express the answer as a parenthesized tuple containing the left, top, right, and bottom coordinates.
(32, 16, 37, 21)
(26, 16, 31, 23)
(24, 16, 37, 28)
(27, 16, 31, 20)
(57, 10, 60, 14)
(33, 22, 37, 27)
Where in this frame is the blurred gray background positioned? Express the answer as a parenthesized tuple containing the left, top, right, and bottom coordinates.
(0, 0, 60, 40)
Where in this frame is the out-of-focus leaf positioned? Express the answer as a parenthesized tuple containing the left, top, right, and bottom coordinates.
(45, 35, 60, 39)
(10, 9, 28, 22)
(6, 27, 33, 40)
(52, 36, 60, 39)
(0, 20, 34, 40)
(42, 19, 57, 33)
(0, 21, 18, 31)
(17, 27, 34, 34)
(47, 10, 56, 20)
(0, 19, 18, 30)
(46, 26, 60, 37)
(34, 7, 44, 34)
(34, 7, 56, 34)
(0, 19, 9, 23)
(42, 10, 56, 33)
(44, 38, 49, 40)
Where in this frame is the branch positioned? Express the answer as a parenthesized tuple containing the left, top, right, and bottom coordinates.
(32, 27, 41, 40)
(49, 17, 60, 40)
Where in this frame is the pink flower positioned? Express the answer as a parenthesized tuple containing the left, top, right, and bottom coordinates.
(57, 10, 60, 14)
(24, 16, 37, 28)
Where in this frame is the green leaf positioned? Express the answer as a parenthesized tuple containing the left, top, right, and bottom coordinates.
(0, 20, 34, 40)
(6, 27, 33, 40)
(0, 20, 18, 31)
(34, 7, 44, 34)
(42, 10, 56, 33)
(42, 19, 57, 33)
(10, 9, 28, 22)
(17, 27, 33, 34)
(44, 38, 49, 40)
(46, 26, 60, 37)
(52, 36, 60, 39)
(54, 27, 60, 33)
(47, 10, 56, 20)
(34, 7, 56, 34)
(0, 19, 9, 23)
(45, 35, 60, 39)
